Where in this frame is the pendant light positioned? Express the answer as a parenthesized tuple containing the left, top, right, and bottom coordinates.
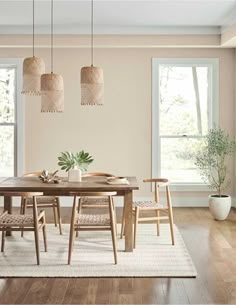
(41, 0, 64, 112)
(81, 0, 104, 105)
(22, 0, 45, 95)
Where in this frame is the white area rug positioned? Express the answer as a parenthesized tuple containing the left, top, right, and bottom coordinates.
(0, 224, 197, 277)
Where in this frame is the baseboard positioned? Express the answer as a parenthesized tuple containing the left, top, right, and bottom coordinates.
(0, 195, 210, 208)
(2, 195, 235, 208)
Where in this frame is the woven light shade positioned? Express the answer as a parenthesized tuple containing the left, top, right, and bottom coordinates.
(41, 73, 64, 112)
(81, 66, 104, 105)
(22, 56, 45, 95)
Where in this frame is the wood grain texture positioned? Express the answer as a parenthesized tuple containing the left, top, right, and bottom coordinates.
(0, 207, 236, 304)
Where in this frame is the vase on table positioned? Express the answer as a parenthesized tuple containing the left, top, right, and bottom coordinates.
(68, 167, 82, 182)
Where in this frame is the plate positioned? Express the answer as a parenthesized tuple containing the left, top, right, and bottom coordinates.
(107, 177, 129, 185)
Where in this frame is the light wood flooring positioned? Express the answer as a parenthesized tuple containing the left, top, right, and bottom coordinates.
(0, 207, 236, 304)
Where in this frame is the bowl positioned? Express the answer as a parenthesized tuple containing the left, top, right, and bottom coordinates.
(107, 176, 128, 184)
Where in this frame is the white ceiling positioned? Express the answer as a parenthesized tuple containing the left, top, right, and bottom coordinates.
(1, 0, 236, 35)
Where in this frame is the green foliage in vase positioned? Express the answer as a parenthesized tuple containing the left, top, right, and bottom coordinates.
(58, 150, 94, 172)
(194, 127, 236, 197)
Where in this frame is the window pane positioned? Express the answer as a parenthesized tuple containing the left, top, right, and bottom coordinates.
(0, 126, 14, 176)
(161, 137, 203, 183)
(0, 67, 15, 123)
(159, 65, 209, 136)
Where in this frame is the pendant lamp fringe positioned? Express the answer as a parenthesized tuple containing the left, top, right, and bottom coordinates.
(41, 73, 64, 112)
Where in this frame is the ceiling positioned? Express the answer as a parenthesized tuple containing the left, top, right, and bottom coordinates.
(1, 0, 236, 35)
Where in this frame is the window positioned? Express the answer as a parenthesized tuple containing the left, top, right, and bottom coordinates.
(0, 59, 23, 177)
(152, 58, 219, 187)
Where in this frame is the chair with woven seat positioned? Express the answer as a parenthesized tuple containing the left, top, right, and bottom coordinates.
(21, 172, 62, 235)
(0, 192, 47, 265)
(120, 178, 175, 248)
(77, 172, 117, 236)
(68, 191, 117, 265)
(78, 172, 115, 212)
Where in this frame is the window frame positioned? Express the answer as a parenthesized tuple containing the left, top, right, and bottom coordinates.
(0, 58, 24, 177)
(152, 58, 219, 191)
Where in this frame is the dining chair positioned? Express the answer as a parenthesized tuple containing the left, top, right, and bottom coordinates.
(21, 172, 62, 235)
(68, 191, 118, 265)
(78, 172, 117, 234)
(0, 192, 47, 265)
(79, 172, 115, 210)
(120, 178, 175, 248)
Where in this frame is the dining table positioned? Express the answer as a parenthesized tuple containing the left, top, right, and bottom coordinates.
(0, 175, 139, 252)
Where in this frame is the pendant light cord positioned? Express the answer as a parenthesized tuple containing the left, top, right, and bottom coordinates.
(51, 0, 54, 73)
(32, 0, 35, 57)
(91, 0, 93, 67)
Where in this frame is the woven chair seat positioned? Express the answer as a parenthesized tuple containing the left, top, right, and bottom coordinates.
(25, 196, 57, 204)
(133, 201, 165, 209)
(0, 213, 33, 226)
(75, 213, 110, 226)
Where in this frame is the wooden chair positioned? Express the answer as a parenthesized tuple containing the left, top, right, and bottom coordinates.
(0, 192, 47, 265)
(78, 172, 117, 235)
(21, 172, 62, 235)
(68, 192, 118, 265)
(79, 172, 115, 210)
(120, 178, 175, 248)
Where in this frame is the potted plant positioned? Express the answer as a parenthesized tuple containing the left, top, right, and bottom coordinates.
(194, 127, 236, 220)
(58, 151, 94, 182)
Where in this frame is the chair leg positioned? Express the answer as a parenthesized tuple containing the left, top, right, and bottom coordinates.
(78, 198, 82, 214)
(34, 227, 40, 265)
(33, 196, 40, 265)
(68, 228, 76, 265)
(134, 207, 139, 249)
(21, 199, 27, 237)
(109, 197, 117, 264)
(166, 186, 175, 245)
(20, 197, 24, 214)
(156, 210, 160, 236)
(68, 196, 77, 265)
(56, 200, 63, 235)
(112, 198, 117, 236)
(169, 212, 175, 245)
(120, 206, 125, 239)
(1, 229, 5, 252)
(42, 218, 47, 252)
(53, 205, 57, 227)
(76, 221, 79, 237)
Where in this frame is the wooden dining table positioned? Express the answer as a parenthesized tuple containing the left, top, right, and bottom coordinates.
(0, 176, 139, 252)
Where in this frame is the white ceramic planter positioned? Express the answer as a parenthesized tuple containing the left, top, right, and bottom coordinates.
(68, 168, 82, 182)
(208, 195, 231, 220)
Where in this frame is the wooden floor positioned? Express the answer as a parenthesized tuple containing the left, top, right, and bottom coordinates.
(0, 207, 236, 304)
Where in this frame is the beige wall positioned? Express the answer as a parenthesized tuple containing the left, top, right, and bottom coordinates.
(0, 43, 235, 203)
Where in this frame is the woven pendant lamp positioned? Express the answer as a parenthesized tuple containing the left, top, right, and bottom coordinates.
(41, 0, 64, 112)
(81, 0, 104, 105)
(22, 0, 45, 95)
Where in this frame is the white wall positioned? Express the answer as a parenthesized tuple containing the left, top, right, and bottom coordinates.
(0, 39, 235, 206)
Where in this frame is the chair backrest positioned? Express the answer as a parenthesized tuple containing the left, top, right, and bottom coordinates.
(82, 172, 115, 178)
(143, 178, 169, 203)
(23, 172, 41, 177)
(0, 192, 43, 222)
(70, 191, 117, 215)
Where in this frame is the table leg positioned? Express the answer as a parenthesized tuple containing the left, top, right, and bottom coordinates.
(124, 191, 133, 252)
(4, 196, 12, 236)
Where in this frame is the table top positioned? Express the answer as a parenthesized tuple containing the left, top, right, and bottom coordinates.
(0, 176, 139, 196)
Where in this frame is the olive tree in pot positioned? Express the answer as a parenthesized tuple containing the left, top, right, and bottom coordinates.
(194, 128, 236, 220)
(58, 151, 93, 182)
